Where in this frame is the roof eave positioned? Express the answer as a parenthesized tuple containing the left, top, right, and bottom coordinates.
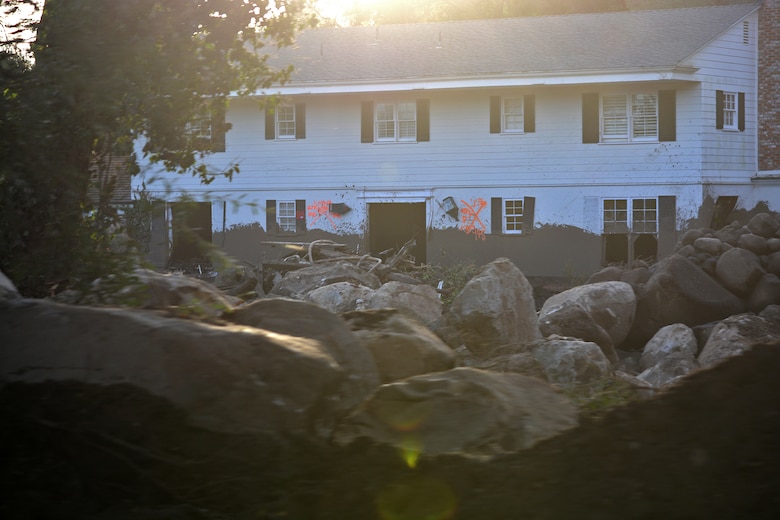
(248, 66, 700, 96)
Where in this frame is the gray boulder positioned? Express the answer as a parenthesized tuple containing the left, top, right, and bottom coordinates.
(746, 212, 780, 239)
(639, 323, 699, 371)
(305, 281, 373, 314)
(626, 255, 745, 348)
(364, 281, 443, 327)
(538, 301, 618, 364)
(0, 299, 356, 437)
(269, 261, 381, 300)
(748, 273, 780, 312)
(698, 313, 780, 368)
(539, 281, 636, 351)
(530, 337, 613, 386)
(334, 367, 578, 457)
(342, 308, 454, 383)
(225, 298, 380, 405)
(715, 248, 765, 297)
(0, 270, 20, 301)
(446, 258, 540, 356)
(637, 356, 700, 389)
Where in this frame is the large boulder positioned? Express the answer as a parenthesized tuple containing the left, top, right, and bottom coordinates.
(446, 258, 540, 356)
(538, 301, 617, 364)
(305, 281, 374, 314)
(715, 247, 765, 297)
(0, 269, 20, 301)
(0, 299, 357, 437)
(225, 298, 380, 406)
(538, 281, 635, 363)
(364, 281, 443, 327)
(698, 312, 780, 368)
(334, 367, 578, 457)
(637, 356, 699, 389)
(639, 323, 699, 371)
(530, 337, 613, 386)
(268, 261, 381, 300)
(342, 308, 454, 383)
(626, 255, 745, 348)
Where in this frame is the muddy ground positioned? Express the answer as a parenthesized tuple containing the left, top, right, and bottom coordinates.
(2, 342, 779, 520)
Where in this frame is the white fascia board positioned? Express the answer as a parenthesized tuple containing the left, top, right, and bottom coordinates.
(245, 68, 699, 96)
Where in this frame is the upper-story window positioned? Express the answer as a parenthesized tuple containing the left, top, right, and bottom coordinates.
(716, 90, 745, 132)
(503, 97, 524, 133)
(265, 102, 306, 140)
(601, 93, 658, 142)
(376, 102, 417, 142)
(490, 95, 535, 134)
(582, 91, 675, 144)
(361, 100, 430, 143)
(276, 105, 297, 139)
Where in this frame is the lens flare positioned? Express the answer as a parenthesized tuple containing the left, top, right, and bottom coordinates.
(377, 474, 457, 520)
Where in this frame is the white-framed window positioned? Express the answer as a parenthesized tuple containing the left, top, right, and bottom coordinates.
(276, 104, 296, 139)
(601, 93, 658, 142)
(277, 200, 297, 232)
(503, 198, 525, 233)
(502, 97, 524, 133)
(376, 102, 417, 142)
(721, 91, 738, 130)
(603, 198, 657, 234)
(186, 108, 212, 142)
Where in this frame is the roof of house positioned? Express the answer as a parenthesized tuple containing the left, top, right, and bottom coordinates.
(267, 3, 759, 89)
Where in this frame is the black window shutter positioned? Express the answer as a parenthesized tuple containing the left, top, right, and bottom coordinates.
(266, 199, 277, 233)
(658, 90, 676, 142)
(295, 103, 306, 139)
(490, 96, 501, 134)
(491, 197, 503, 234)
(524, 95, 535, 133)
(416, 99, 430, 142)
(738, 92, 745, 131)
(715, 90, 724, 129)
(265, 108, 275, 140)
(522, 197, 535, 235)
(658, 196, 676, 257)
(211, 103, 226, 152)
(361, 101, 374, 143)
(582, 93, 600, 144)
(295, 199, 307, 234)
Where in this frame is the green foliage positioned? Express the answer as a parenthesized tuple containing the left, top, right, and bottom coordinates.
(404, 260, 480, 310)
(0, 0, 309, 297)
(563, 377, 643, 420)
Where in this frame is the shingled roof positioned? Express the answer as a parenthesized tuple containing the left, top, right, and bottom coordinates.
(268, 3, 759, 87)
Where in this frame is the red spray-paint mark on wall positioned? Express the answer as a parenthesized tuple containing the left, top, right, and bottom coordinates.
(460, 198, 487, 240)
(307, 200, 342, 230)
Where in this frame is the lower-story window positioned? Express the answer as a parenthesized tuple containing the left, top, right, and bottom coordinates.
(277, 200, 297, 232)
(491, 196, 535, 235)
(603, 197, 658, 264)
(266, 199, 307, 235)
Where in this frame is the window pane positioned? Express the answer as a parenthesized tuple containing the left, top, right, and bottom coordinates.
(504, 198, 523, 232)
(602, 95, 628, 138)
(503, 98, 523, 131)
(632, 198, 657, 234)
(604, 198, 629, 233)
(632, 94, 657, 138)
(723, 92, 737, 128)
(277, 105, 295, 138)
(278, 201, 296, 232)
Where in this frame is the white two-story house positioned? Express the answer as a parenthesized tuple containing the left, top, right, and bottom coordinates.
(135, 1, 779, 278)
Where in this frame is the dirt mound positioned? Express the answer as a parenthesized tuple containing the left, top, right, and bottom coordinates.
(2, 342, 780, 519)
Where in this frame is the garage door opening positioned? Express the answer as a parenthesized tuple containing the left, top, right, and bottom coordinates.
(368, 202, 427, 264)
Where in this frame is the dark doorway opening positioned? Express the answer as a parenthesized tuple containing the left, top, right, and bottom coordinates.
(170, 202, 212, 265)
(368, 202, 427, 264)
(604, 234, 628, 265)
(633, 234, 658, 263)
